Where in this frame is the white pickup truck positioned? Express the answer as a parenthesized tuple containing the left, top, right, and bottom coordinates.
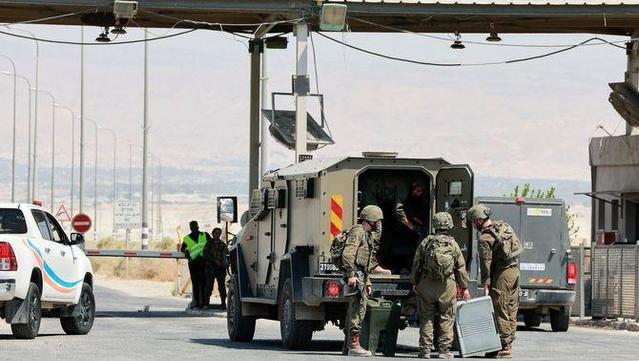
(0, 203, 95, 339)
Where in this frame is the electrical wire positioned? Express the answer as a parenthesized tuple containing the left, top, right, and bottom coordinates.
(348, 16, 627, 50)
(315, 32, 624, 67)
(0, 28, 197, 45)
(139, 9, 305, 28)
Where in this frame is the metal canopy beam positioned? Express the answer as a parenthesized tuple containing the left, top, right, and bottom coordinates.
(3, 1, 639, 34)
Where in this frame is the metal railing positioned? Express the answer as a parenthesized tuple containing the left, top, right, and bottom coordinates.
(590, 244, 639, 320)
(571, 246, 591, 317)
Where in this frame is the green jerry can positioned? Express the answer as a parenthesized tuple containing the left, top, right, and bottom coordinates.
(360, 297, 402, 357)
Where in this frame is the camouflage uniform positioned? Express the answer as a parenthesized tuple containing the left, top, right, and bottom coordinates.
(203, 238, 229, 307)
(412, 232, 469, 356)
(342, 223, 381, 339)
(479, 223, 520, 349)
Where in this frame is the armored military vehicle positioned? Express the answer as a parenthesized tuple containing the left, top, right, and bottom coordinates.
(226, 153, 474, 349)
(470, 197, 576, 332)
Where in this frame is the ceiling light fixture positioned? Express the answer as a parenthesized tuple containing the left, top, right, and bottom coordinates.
(451, 31, 465, 49)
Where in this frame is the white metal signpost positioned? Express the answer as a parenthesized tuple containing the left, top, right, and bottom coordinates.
(114, 201, 141, 229)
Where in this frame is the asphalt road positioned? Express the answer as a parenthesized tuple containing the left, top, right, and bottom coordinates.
(0, 283, 637, 360)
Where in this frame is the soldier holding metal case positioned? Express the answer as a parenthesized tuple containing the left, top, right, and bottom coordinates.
(412, 212, 470, 359)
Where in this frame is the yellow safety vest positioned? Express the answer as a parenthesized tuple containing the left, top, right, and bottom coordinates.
(183, 232, 207, 260)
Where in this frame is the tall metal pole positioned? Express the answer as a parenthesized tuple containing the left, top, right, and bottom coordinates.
(79, 26, 85, 214)
(33, 90, 56, 210)
(3, 73, 33, 202)
(248, 39, 262, 195)
(149, 154, 155, 243)
(259, 48, 269, 186)
(94, 122, 98, 242)
(88, 119, 99, 241)
(0, 55, 16, 202)
(10, 28, 39, 201)
(141, 29, 150, 250)
(157, 158, 163, 240)
(103, 128, 117, 241)
(127, 139, 133, 249)
(56, 105, 75, 217)
(294, 23, 309, 163)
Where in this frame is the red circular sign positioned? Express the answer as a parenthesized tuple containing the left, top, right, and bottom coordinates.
(71, 213, 92, 234)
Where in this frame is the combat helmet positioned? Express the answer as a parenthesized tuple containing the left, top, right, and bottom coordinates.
(359, 205, 384, 222)
(467, 204, 492, 222)
(432, 212, 453, 230)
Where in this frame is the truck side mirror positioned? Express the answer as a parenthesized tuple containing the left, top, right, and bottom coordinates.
(69, 232, 85, 245)
(218, 196, 238, 223)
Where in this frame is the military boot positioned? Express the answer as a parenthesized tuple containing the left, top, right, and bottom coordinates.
(417, 351, 431, 359)
(496, 344, 513, 359)
(372, 265, 391, 275)
(437, 351, 454, 359)
(348, 335, 372, 357)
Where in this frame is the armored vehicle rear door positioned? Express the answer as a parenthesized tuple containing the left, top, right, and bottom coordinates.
(519, 201, 565, 289)
(435, 165, 474, 259)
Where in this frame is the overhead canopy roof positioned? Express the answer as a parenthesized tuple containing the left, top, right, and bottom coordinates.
(1, 0, 639, 35)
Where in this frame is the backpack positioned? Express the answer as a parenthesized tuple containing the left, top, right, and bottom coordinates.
(329, 229, 352, 269)
(490, 221, 523, 260)
(423, 234, 455, 281)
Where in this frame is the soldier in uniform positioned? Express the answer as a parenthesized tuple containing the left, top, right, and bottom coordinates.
(412, 212, 470, 359)
(203, 227, 229, 309)
(342, 205, 384, 357)
(468, 204, 521, 359)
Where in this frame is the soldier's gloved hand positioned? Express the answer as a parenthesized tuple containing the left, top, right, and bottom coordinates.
(462, 289, 471, 301)
(456, 287, 463, 299)
(348, 276, 359, 288)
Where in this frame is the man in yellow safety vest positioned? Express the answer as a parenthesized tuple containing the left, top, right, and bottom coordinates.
(181, 220, 210, 309)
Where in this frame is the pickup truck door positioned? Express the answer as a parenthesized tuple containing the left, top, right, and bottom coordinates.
(31, 210, 80, 302)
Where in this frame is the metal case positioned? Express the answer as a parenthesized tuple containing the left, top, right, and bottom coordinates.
(455, 296, 501, 358)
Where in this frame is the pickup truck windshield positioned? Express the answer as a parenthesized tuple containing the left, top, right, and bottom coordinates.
(0, 208, 28, 234)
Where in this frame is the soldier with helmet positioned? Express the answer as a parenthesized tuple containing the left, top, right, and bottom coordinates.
(467, 204, 522, 359)
(412, 212, 470, 359)
(341, 205, 385, 357)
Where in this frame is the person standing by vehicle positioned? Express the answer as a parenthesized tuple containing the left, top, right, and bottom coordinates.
(468, 204, 522, 359)
(181, 221, 210, 310)
(412, 212, 470, 359)
(341, 205, 384, 357)
(204, 227, 229, 309)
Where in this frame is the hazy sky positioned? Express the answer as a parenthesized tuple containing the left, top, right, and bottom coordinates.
(0, 24, 628, 182)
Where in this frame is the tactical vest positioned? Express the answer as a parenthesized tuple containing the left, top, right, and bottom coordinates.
(183, 232, 207, 261)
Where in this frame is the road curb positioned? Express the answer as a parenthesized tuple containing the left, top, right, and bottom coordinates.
(572, 318, 639, 331)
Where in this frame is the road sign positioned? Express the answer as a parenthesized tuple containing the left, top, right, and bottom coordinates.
(55, 204, 71, 223)
(72, 213, 92, 234)
(114, 201, 141, 229)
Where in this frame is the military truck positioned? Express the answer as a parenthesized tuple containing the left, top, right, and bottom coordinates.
(226, 154, 474, 348)
(470, 197, 576, 332)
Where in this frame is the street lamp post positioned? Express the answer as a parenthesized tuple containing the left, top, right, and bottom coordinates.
(56, 105, 76, 217)
(10, 28, 40, 202)
(102, 127, 117, 242)
(33, 90, 56, 211)
(141, 28, 150, 250)
(0, 55, 17, 202)
(87, 119, 99, 242)
(2, 72, 32, 202)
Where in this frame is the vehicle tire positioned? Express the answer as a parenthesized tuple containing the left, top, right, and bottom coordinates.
(227, 275, 256, 342)
(523, 310, 542, 328)
(279, 278, 313, 350)
(11, 282, 42, 339)
(550, 308, 570, 332)
(60, 282, 95, 335)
